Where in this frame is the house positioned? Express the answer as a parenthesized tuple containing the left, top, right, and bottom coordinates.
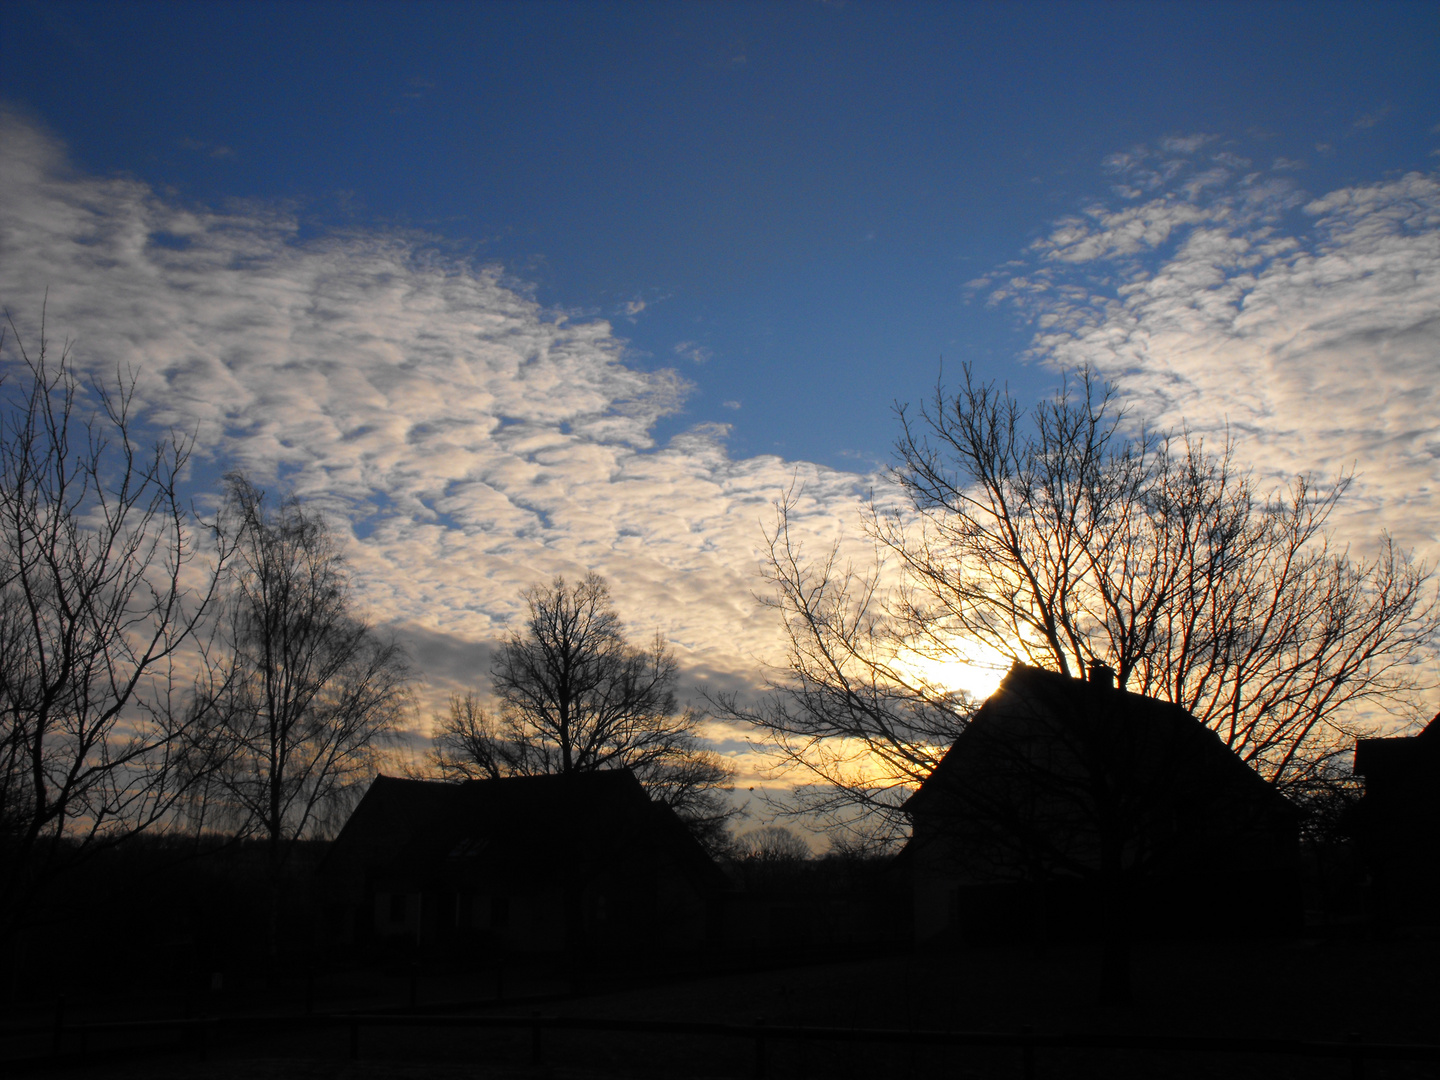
(902, 662, 1299, 945)
(1354, 712, 1440, 928)
(320, 769, 726, 959)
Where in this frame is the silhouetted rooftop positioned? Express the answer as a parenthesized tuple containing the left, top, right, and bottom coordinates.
(1355, 712, 1440, 779)
(324, 769, 723, 890)
(906, 662, 1284, 817)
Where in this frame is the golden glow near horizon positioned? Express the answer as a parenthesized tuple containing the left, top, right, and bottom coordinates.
(893, 639, 1011, 702)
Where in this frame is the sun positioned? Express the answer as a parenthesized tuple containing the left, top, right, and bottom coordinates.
(894, 639, 1011, 701)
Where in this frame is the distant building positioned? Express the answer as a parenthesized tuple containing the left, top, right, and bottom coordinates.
(320, 769, 725, 958)
(902, 663, 1300, 945)
(1354, 713, 1440, 929)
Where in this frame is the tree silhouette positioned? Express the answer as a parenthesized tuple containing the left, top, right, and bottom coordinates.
(0, 321, 231, 955)
(432, 573, 737, 852)
(203, 476, 410, 866)
(718, 366, 1436, 842)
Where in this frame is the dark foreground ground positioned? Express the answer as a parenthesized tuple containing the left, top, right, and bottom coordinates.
(6, 933, 1439, 1079)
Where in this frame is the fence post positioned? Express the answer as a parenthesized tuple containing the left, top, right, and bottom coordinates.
(1349, 1031, 1365, 1080)
(50, 995, 65, 1057)
(1021, 1024, 1035, 1080)
(753, 1016, 767, 1079)
(531, 1012, 543, 1066)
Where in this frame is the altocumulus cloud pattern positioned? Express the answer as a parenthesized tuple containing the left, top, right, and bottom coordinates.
(0, 111, 873, 765)
(979, 136, 1440, 557)
(2, 116, 1438, 755)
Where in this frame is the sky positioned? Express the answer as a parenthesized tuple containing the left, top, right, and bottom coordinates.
(2, 1, 1438, 787)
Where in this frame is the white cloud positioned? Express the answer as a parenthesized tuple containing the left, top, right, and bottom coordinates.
(1350, 107, 1390, 132)
(1034, 199, 1213, 263)
(0, 112, 878, 768)
(1158, 133, 1216, 155)
(1000, 137, 1440, 561)
(673, 340, 714, 365)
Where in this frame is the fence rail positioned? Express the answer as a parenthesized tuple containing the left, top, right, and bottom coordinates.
(7, 1008, 1440, 1078)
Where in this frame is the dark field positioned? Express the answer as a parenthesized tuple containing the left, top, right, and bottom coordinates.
(8, 933, 1439, 1079)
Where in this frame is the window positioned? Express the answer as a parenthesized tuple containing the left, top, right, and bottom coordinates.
(389, 892, 408, 924)
(447, 837, 488, 859)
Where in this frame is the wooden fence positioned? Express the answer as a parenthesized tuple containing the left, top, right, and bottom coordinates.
(7, 1008, 1440, 1078)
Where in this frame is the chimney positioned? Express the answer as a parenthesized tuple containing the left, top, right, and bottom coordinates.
(1087, 660, 1116, 690)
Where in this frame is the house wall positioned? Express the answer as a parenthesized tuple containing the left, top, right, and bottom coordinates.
(1359, 772, 1440, 928)
(904, 672, 1303, 945)
(910, 813, 1300, 946)
(361, 873, 716, 959)
(321, 773, 727, 959)
(373, 890, 422, 942)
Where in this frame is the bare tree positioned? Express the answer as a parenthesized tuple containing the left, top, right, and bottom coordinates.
(735, 824, 813, 864)
(720, 366, 1437, 841)
(206, 475, 411, 870)
(432, 573, 738, 851)
(886, 367, 1437, 775)
(710, 491, 969, 847)
(0, 322, 231, 944)
(430, 690, 506, 781)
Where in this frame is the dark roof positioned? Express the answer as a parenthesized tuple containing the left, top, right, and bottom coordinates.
(321, 774, 460, 881)
(1354, 712, 1440, 779)
(905, 662, 1284, 817)
(326, 769, 723, 890)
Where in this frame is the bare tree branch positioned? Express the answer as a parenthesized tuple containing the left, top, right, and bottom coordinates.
(204, 475, 411, 869)
(0, 317, 231, 936)
(433, 573, 738, 852)
(722, 365, 1438, 843)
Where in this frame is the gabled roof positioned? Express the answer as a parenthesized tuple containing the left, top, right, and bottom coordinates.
(905, 662, 1284, 817)
(326, 769, 723, 890)
(322, 774, 462, 880)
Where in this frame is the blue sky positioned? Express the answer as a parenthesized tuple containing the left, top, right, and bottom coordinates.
(12, 1, 1436, 466)
(2, 1, 1438, 777)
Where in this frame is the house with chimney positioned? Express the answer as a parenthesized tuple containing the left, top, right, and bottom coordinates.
(902, 662, 1300, 945)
